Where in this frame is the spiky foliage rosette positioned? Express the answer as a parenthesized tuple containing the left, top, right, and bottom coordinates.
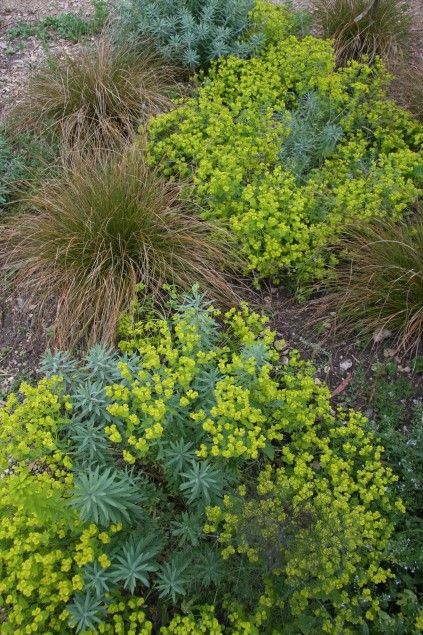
(0, 289, 407, 633)
(117, 0, 264, 70)
(11, 37, 178, 144)
(0, 147, 239, 347)
(147, 27, 422, 284)
(312, 0, 413, 65)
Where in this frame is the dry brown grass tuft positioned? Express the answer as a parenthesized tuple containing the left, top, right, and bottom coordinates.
(11, 37, 180, 144)
(0, 144, 241, 348)
(313, 210, 423, 354)
(389, 58, 423, 122)
(312, 0, 414, 65)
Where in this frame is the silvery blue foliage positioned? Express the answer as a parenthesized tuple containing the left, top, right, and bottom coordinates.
(83, 344, 118, 385)
(279, 91, 344, 181)
(118, 0, 264, 69)
(39, 349, 80, 386)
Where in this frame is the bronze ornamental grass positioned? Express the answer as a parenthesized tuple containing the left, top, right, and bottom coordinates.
(316, 212, 423, 353)
(0, 146, 241, 348)
(11, 37, 180, 144)
(312, 0, 413, 65)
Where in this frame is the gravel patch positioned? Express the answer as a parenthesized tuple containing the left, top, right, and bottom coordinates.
(0, 0, 95, 119)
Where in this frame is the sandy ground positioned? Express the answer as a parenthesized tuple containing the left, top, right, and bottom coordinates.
(0, 0, 94, 118)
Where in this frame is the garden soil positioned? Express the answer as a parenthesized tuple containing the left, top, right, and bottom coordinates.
(0, 0, 94, 119)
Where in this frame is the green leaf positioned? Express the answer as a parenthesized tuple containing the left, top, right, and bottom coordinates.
(164, 439, 196, 476)
(262, 442, 275, 461)
(67, 591, 106, 633)
(111, 535, 160, 594)
(171, 511, 203, 547)
(71, 466, 144, 527)
(82, 561, 113, 598)
(155, 554, 190, 603)
(180, 460, 223, 505)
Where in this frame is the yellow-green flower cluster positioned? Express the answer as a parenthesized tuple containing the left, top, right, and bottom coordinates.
(204, 403, 402, 633)
(95, 597, 152, 634)
(147, 34, 422, 281)
(0, 378, 132, 633)
(249, 0, 299, 46)
(0, 474, 78, 632)
(159, 601, 278, 635)
(0, 461, 126, 633)
(0, 293, 408, 633)
(113, 302, 287, 462)
(0, 376, 72, 475)
(160, 605, 223, 634)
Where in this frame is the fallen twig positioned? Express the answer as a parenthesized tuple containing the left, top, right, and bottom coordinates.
(331, 372, 352, 397)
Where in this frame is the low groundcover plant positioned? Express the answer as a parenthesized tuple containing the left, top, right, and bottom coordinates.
(0, 289, 410, 633)
(147, 23, 422, 285)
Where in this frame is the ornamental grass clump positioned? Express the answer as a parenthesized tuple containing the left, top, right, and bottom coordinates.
(389, 59, 423, 122)
(0, 148, 239, 347)
(312, 0, 413, 65)
(0, 290, 406, 632)
(12, 37, 178, 144)
(316, 210, 423, 353)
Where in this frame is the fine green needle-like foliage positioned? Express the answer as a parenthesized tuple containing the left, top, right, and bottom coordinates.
(72, 466, 145, 527)
(67, 592, 107, 633)
(111, 535, 160, 592)
(155, 556, 190, 603)
(180, 460, 223, 505)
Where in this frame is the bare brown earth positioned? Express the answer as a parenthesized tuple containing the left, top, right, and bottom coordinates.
(0, 0, 95, 119)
